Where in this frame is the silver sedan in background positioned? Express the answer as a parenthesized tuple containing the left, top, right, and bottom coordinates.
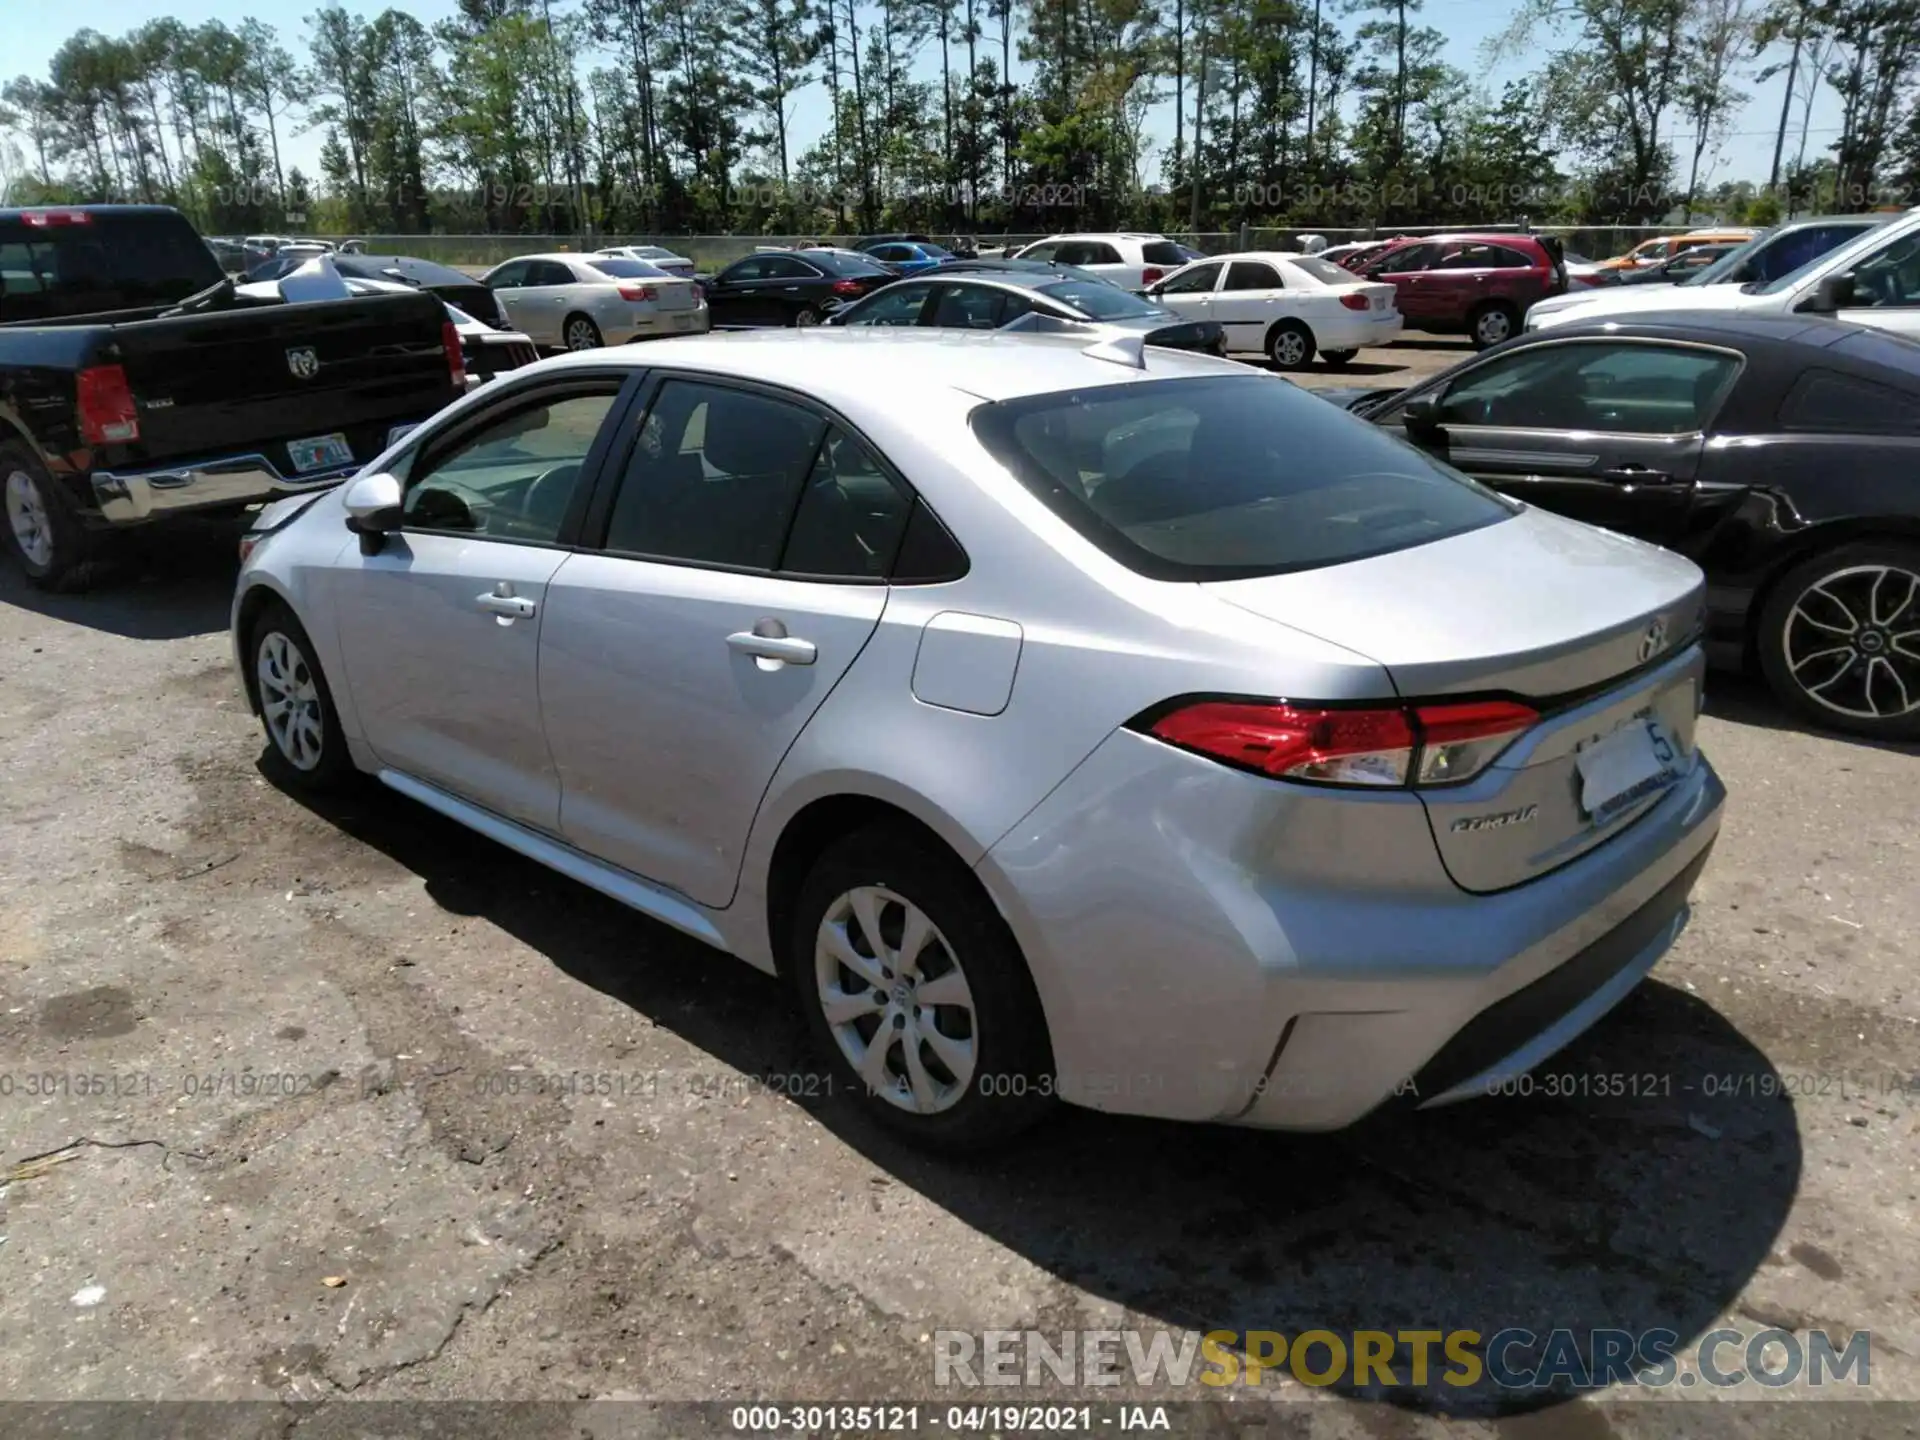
(231, 329, 1724, 1150)
(480, 252, 709, 350)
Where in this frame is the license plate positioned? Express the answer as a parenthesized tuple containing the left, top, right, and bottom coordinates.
(1576, 715, 1681, 821)
(1371, 295, 1386, 311)
(288, 433, 354, 473)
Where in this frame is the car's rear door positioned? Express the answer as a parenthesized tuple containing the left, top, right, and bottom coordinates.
(331, 371, 637, 830)
(538, 375, 911, 906)
(1376, 337, 1742, 543)
(1212, 260, 1285, 351)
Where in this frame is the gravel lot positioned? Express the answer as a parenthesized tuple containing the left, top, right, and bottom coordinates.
(1, 333, 1916, 1439)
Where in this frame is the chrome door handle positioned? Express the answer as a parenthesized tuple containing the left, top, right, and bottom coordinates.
(1598, 464, 1674, 485)
(727, 629, 817, 665)
(477, 588, 536, 618)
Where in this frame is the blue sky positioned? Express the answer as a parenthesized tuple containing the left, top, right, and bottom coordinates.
(10, 0, 1844, 201)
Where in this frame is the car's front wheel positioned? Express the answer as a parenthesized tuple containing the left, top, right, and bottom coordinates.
(249, 600, 358, 789)
(790, 824, 1053, 1151)
(1758, 542, 1920, 741)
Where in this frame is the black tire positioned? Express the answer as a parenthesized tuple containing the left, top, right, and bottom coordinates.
(789, 824, 1054, 1152)
(563, 314, 603, 351)
(1756, 540, 1920, 742)
(1320, 348, 1359, 368)
(791, 305, 822, 328)
(2, 441, 98, 591)
(1468, 301, 1520, 350)
(247, 599, 359, 791)
(1266, 320, 1315, 371)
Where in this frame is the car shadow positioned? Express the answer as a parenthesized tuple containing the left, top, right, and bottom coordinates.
(0, 520, 239, 641)
(277, 771, 1800, 1420)
(1705, 669, 1920, 757)
(1385, 336, 1476, 353)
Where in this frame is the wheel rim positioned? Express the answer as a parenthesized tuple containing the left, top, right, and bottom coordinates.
(566, 320, 598, 350)
(257, 630, 326, 771)
(795, 309, 819, 327)
(1782, 564, 1920, 721)
(1477, 309, 1512, 344)
(814, 885, 978, 1116)
(5, 470, 53, 568)
(1273, 330, 1306, 366)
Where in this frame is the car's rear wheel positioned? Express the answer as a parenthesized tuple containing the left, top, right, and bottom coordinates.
(2, 441, 97, 591)
(792, 306, 822, 328)
(1321, 348, 1358, 367)
(249, 600, 358, 790)
(1267, 320, 1315, 370)
(790, 824, 1053, 1152)
(563, 315, 603, 351)
(1468, 301, 1520, 349)
(1758, 542, 1920, 741)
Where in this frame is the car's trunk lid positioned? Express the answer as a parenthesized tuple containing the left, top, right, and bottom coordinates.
(1204, 507, 1708, 892)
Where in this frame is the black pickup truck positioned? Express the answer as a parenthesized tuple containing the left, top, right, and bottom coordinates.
(1, 205, 462, 589)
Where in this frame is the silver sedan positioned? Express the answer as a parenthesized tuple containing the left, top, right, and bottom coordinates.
(231, 328, 1724, 1149)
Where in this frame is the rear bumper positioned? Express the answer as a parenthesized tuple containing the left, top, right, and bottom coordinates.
(89, 441, 406, 524)
(978, 727, 1725, 1128)
(1317, 311, 1405, 350)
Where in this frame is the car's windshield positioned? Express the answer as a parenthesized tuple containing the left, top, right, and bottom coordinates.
(970, 374, 1511, 581)
(1744, 222, 1887, 293)
(1037, 280, 1158, 319)
(589, 258, 669, 278)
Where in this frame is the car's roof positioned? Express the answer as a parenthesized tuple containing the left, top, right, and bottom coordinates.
(1176, 250, 1319, 266)
(1031, 232, 1168, 242)
(1521, 310, 1912, 354)
(538, 327, 1241, 405)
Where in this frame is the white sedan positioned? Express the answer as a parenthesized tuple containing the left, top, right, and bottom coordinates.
(480, 252, 709, 350)
(1146, 251, 1402, 370)
(594, 244, 698, 279)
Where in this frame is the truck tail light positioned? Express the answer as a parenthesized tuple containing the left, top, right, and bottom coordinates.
(76, 364, 140, 445)
(1141, 266, 1165, 285)
(1140, 698, 1538, 789)
(617, 283, 657, 301)
(1339, 292, 1372, 310)
(442, 320, 467, 389)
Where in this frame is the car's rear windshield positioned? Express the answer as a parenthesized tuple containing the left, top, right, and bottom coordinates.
(1036, 280, 1158, 319)
(808, 249, 892, 276)
(0, 212, 223, 312)
(1288, 255, 1359, 285)
(969, 374, 1512, 580)
(588, 257, 669, 278)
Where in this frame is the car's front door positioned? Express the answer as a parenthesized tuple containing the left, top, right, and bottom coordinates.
(1377, 338, 1742, 543)
(1363, 243, 1441, 325)
(1150, 261, 1223, 325)
(485, 260, 539, 338)
(705, 256, 768, 325)
(538, 376, 911, 906)
(331, 376, 632, 830)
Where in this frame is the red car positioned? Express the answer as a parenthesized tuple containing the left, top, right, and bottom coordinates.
(1352, 233, 1566, 348)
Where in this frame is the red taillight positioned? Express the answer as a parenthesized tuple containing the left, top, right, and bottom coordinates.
(617, 283, 657, 301)
(1146, 697, 1538, 789)
(23, 209, 91, 227)
(831, 278, 864, 295)
(442, 321, 467, 389)
(1142, 266, 1165, 286)
(1339, 292, 1372, 311)
(76, 364, 139, 445)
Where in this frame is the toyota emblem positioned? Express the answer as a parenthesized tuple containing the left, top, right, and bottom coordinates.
(286, 346, 321, 380)
(1637, 618, 1669, 663)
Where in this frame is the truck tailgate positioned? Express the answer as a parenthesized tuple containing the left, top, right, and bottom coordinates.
(104, 292, 455, 476)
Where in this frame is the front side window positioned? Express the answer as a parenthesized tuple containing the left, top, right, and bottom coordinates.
(1433, 341, 1740, 434)
(969, 374, 1510, 581)
(1036, 280, 1158, 319)
(1016, 241, 1061, 261)
(718, 256, 770, 283)
(604, 381, 827, 569)
(1842, 230, 1920, 308)
(846, 283, 934, 326)
(1368, 243, 1435, 274)
(1158, 262, 1221, 295)
(405, 388, 619, 542)
(930, 283, 1006, 329)
(486, 260, 530, 288)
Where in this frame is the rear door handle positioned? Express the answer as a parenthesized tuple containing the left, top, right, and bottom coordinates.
(1598, 464, 1674, 485)
(727, 628, 817, 665)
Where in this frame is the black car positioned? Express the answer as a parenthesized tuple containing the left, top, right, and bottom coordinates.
(702, 249, 895, 327)
(330, 254, 511, 328)
(1319, 311, 1920, 739)
(826, 270, 1226, 356)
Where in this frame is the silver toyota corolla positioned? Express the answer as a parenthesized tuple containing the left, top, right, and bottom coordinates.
(232, 328, 1725, 1149)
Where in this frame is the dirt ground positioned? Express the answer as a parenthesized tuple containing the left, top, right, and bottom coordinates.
(1, 333, 1916, 1440)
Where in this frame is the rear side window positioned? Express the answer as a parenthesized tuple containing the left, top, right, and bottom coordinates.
(969, 375, 1511, 581)
(1780, 369, 1920, 435)
(605, 381, 826, 569)
(1223, 261, 1282, 290)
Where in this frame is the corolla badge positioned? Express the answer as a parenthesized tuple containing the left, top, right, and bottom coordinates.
(1637, 618, 1669, 663)
(1450, 804, 1538, 833)
(286, 347, 321, 380)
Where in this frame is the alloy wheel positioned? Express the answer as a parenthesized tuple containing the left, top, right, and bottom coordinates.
(5, 470, 53, 568)
(1782, 564, 1920, 721)
(814, 885, 978, 1115)
(1271, 330, 1307, 367)
(795, 308, 821, 327)
(566, 319, 600, 350)
(1476, 308, 1513, 345)
(257, 630, 326, 771)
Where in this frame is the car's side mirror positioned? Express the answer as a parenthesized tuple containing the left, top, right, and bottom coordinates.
(343, 471, 404, 553)
(1801, 273, 1856, 314)
(1401, 396, 1444, 436)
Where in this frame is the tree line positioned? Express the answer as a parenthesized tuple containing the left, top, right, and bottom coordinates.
(2, 0, 1918, 237)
